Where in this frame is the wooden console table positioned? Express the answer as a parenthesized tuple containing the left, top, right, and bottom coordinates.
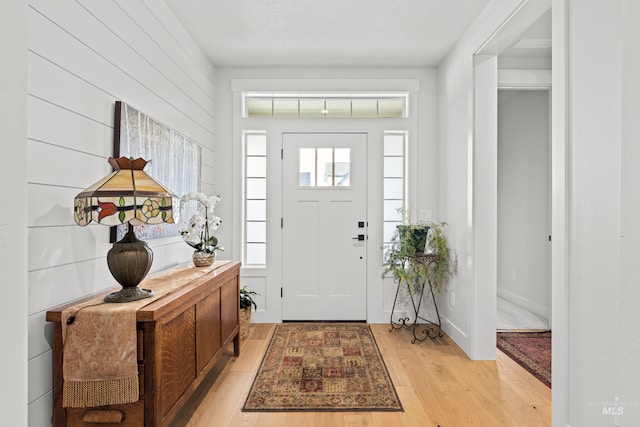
(47, 261, 241, 427)
(389, 254, 443, 343)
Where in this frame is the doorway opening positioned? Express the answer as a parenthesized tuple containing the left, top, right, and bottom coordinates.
(497, 89, 551, 332)
(471, 1, 552, 356)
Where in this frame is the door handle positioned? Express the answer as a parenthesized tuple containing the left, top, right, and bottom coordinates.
(352, 234, 365, 241)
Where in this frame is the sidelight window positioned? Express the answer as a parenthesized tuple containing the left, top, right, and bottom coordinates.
(383, 132, 407, 256)
(243, 132, 267, 266)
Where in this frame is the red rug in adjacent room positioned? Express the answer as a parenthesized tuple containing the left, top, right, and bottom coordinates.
(242, 323, 403, 412)
(497, 331, 551, 388)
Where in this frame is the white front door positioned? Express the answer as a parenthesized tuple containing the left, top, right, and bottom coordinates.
(282, 133, 367, 320)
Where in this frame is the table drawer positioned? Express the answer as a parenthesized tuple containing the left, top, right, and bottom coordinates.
(65, 401, 143, 427)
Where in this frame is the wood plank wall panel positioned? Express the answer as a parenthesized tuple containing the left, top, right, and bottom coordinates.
(28, 6, 214, 146)
(137, 0, 216, 85)
(26, 1, 217, 424)
(132, 0, 217, 188)
(79, 1, 215, 123)
(115, 0, 216, 101)
(28, 185, 79, 228)
(28, 225, 111, 271)
(27, 141, 111, 189)
(26, 96, 113, 156)
(27, 53, 115, 128)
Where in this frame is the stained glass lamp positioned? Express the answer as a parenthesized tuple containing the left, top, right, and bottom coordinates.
(73, 157, 174, 303)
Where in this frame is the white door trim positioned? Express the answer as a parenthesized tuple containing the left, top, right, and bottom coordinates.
(229, 79, 423, 327)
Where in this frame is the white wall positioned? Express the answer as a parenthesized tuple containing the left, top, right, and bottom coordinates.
(214, 68, 438, 324)
(437, 0, 534, 357)
(1, 1, 28, 426)
(443, 0, 640, 424)
(497, 90, 550, 319)
(564, 0, 640, 425)
(619, 0, 640, 423)
(24, 1, 216, 425)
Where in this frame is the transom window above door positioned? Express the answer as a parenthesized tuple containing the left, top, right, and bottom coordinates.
(242, 92, 408, 118)
(299, 148, 351, 187)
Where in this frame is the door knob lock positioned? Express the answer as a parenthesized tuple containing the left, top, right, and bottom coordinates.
(352, 234, 365, 241)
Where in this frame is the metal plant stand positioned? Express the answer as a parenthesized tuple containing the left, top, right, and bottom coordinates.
(389, 254, 443, 343)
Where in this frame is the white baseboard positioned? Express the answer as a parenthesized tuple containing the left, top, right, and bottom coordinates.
(441, 316, 470, 357)
(372, 309, 408, 325)
(497, 288, 549, 319)
(251, 310, 283, 324)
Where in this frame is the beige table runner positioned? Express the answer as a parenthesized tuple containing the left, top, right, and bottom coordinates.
(61, 260, 230, 408)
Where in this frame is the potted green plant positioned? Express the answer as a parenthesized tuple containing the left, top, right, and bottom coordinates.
(384, 223, 429, 293)
(396, 223, 429, 256)
(425, 222, 458, 291)
(239, 286, 258, 340)
(384, 221, 457, 293)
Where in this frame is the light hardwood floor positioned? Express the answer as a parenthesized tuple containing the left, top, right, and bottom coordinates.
(170, 323, 551, 427)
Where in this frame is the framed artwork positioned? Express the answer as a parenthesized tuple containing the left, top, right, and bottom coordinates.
(111, 101, 202, 242)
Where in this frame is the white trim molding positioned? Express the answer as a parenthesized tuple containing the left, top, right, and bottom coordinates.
(231, 78, 421, 93)
(498, 69, 552, 88)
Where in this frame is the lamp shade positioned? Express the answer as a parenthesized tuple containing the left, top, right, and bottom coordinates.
(74, 157, 174, 227)
(73, 156, 174, 303)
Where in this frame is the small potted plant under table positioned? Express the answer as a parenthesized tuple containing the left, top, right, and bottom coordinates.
(239, 286, 258, 340)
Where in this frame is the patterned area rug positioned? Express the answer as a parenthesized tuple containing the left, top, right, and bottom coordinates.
(497, 331, 551, 388)
(242, 323, 403, 412)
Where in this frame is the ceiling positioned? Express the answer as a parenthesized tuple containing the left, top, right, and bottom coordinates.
(164, 0, 493, 68)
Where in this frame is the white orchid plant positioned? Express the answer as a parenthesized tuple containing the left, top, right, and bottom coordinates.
(179, 192, 223, 254)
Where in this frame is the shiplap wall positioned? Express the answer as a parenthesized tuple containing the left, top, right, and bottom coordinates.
(26, 1, 216, 425)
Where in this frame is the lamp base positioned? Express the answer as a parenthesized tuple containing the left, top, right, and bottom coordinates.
(104, 286, 155, 303)
(105, 223, 154, 303)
